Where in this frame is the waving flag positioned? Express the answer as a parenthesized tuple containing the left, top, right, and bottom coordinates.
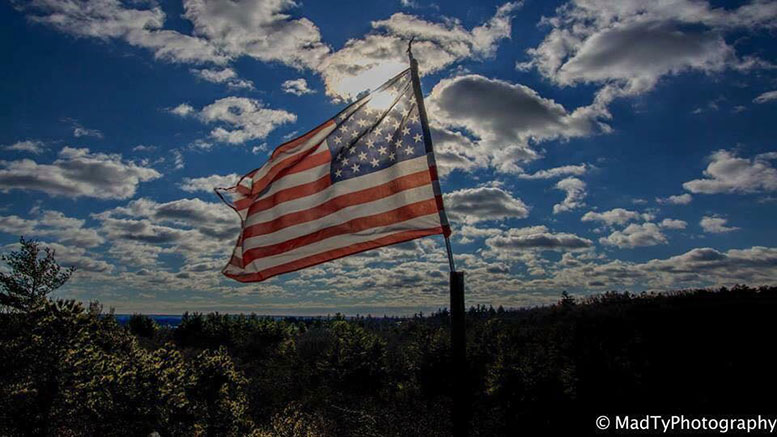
(217, 68, 451, 283)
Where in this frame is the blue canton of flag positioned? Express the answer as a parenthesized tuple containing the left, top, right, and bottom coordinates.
(327, 70, 427, 183)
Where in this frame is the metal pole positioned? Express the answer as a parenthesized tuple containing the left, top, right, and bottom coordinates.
(407, 39, 468, 437)
(449, 270, 467, 437)
(444, 236, 456, 273)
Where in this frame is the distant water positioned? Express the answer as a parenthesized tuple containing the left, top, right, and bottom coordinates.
(114, 314, 184, 327)
(113, 314, 368, 328)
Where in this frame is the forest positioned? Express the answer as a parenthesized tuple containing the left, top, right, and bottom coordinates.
(2, 239, 777, 436)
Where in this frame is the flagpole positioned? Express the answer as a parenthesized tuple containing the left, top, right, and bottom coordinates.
(407, 39, 469, 437)
(444, 235, 456, 272)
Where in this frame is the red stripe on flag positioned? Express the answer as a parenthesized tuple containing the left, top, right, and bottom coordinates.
(243, 169, 434, 238)
(233, 197, 252, 212)
(271, 120, 335, 160)
(250, 150, 331, 197)
(242, 197, 440, 265)
(233, 152, 331, 211)
(247, 175, 332, 216)
(224, 226, 444, 283)
(278, 150, 331, 177)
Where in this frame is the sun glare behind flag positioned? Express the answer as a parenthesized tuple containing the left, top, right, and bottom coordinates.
(216, 68, 451, 283)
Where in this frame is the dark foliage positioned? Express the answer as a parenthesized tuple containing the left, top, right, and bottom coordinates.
(128, 313, 158, 338)
(2, 285, 777, 435)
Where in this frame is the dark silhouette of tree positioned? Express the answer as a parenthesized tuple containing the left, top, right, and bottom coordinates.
(560, 290, 576, 308)
(0, 236, 74, 312)
(128, 313, 158, 338)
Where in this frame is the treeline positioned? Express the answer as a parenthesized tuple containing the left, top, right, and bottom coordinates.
(3, 285, 777, 436)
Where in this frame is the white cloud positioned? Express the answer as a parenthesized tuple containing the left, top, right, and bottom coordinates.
(581, 208, 642, 226)
(691, 97, 725, 115)
(529, 246, 777, 293)
(72, 123, 103, 139)
(201, 97, 296, 144)
(100, 197, 238, 237)
(599, 222, 668, 248)
(0, 147, 160, 199)
(428, 75, 603, 173)
(551, 22, 733, 90)
(132, 145, 156, 152)
(660, 218, 688, 230)
(445, 186, 529, 224)
(428, 126, 482, 175)
(45, 242, 114, 273)
(14, 0, 344, 94)
(518, 164, 589, 179)
(171, 149, 185, 170)
(11, 0, 505, 103)
(251, 143, 268, 154)
(190, 67, 254, 89)
(174, 97, 296, 144)
(371, 3, 519, 58)
(657, 193, 693, 205)
(127, 28, 230, 65)
(318, 2, 520, 99)
(683, 149, 777, 194)
(105, 240, 168, 267)
(553, 177, 587, 214)
(754, 90, 777, 103)
(522, 0, 777, 106)
(575, 209, 655, 230)
(700, 215, 739, 233)
(485, 225, 593, 252)
(281, 78, 315, 96)
(179, 173, 240, 193)
(282, 131, 299, 141)
(0, 210, 104, 248)
(93, 197, 241, 270)
(183, 0, 329, 70)
(169, 103, 195, 117)
(2, 140, 46, 154)
(640, 246, 777, 284)
(15, 0, 519, 117)
(16, 0, 230, 65)
(456, 225, 503, 243)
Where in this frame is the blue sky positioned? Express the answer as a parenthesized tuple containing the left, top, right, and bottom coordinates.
(1, 0, 776, 314)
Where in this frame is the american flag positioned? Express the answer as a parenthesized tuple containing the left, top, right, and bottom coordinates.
(217, 68, 451, 283)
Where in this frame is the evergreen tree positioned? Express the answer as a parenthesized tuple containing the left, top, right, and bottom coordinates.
(0, 236, 74, 311)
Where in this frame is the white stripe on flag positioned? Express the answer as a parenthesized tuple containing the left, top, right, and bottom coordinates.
(248, 141, 331, 203)
(248, 123, 336, 191)
(227, 213, 441, 274)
